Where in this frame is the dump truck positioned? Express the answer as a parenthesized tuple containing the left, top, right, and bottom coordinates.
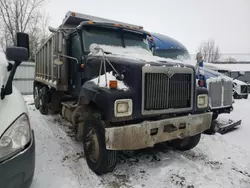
(34, 11, 212, 175)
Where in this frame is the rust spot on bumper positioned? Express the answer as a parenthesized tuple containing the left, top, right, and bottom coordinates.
(105, 112, 212, 150)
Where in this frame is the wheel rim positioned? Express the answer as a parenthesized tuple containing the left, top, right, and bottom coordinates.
(84, 127, 100, 162)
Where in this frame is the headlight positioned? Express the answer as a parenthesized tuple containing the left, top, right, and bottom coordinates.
(114, 99, 133, 117)
(197, 94, 208, 108)
(0, 113, 31, 162)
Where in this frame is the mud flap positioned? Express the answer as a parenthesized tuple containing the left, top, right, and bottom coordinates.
(212, 119, 242, 134)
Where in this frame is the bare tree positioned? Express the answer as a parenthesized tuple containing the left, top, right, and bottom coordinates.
(0, 0, 49, 60)
(198, 39, 220, 63)
(226, 57, 237, 63)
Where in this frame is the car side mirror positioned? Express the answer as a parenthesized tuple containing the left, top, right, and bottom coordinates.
(16, 32, 30, 58)
(6, 47, 29, 65)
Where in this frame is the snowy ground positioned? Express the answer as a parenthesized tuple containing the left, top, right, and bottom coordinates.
(23, 95, 250, 188)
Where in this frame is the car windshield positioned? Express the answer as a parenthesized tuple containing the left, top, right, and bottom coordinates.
(154, 49, 190, 61)
(82, 26, 150, 52)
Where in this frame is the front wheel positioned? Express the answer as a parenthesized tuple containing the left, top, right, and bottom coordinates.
(212, 112, 218, 120)
(168, 133, 201, 151)
(83, 111, 117, 175)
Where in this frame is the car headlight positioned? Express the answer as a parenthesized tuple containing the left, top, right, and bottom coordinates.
(114, 99, 133, 117)
(197, 94, 208, 108)
(0, 113, 31, 162)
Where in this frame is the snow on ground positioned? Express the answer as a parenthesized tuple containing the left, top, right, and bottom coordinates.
(219, 98, 250, 154)
(23, 95, 250, 188)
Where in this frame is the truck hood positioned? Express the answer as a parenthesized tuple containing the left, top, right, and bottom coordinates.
(0, 86, 28, 136)
(86, 46, 195, 91)
(89, 44, 185, 65)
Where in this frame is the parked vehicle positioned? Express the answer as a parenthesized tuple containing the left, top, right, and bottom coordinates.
(0, 33, 35, 188)
(149, 32, 234, 120)
(203, 65, 249, 99)
(34, 11, 212, 175)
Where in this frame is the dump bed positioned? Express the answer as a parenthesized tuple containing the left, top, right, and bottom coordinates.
(34, 11, 143, 91)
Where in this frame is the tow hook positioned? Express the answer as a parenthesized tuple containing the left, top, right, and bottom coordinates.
(178, 133, 185, 139)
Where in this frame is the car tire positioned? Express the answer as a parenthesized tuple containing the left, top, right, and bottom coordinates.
(39, 87, 49, 115)
(168, 133, 201, 151)
(212, 112, 218, 120)
(83, 110, 117, 175)
(243, 95, 248, 99)
(33, 85, 40, 109)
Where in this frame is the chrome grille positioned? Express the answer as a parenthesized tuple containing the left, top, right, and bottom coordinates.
(223, 81, 233, 106)
(142, 66, 194, 115)
(208, 82, 222, 108)
(208, 79, 233, 108)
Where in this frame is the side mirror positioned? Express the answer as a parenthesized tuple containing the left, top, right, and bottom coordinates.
(238, 71, 245, 76)
(149, 42, 156, 55)
(16, 32, 29, 57)
(151, 46, 156, 55)
(6, 47, 29, 65)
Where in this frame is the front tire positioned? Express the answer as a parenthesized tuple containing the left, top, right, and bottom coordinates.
(169, 133, 201, 151)
(83, 111, 117, 175)
(212, 112, 218, 120)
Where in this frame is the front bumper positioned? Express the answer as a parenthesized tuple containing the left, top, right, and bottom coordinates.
(105, 112, 212, 150)
(0, 130, 35, 188)
(210, 105, 233, 114)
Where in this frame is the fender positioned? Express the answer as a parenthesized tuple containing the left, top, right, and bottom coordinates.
(78, 81, 134, 121)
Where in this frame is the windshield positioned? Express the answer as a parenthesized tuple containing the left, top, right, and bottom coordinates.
(154, 49, 190, 60)
(82, 26, 150, 52)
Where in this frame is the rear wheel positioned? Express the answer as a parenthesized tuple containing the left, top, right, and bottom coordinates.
(39, 87, 49, 115)
(83, 110, 117, 175)
(212, 112, 218, 120)
(243, 95, 248, 99)
(168, 133, 201, 151)
(33, 85, 40, 109)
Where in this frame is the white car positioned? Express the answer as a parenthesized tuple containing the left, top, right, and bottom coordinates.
(0, 33, 35, 188)
(233, 79, 249, 99)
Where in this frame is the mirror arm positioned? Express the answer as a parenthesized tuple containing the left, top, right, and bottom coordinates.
(59, 54, 79, 64)
(1, 62, 19, 99)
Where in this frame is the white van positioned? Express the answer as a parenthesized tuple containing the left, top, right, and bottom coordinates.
(0, 33, 35, 188)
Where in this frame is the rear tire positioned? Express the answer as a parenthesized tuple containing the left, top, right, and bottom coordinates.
(243, 95, 248, 99)
(83, 110, 117, 175)
(33, 85, 40, 110)
(39, 87, 49, 115)
(212, 112, 218, 120)
(169, 133, 201, 151)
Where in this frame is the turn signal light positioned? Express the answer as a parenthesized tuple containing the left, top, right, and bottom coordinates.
(109, 80, 118, 89)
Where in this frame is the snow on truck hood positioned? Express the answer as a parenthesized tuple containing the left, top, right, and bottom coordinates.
(90, 45, 185, 65)
(89, 45, 198, 90)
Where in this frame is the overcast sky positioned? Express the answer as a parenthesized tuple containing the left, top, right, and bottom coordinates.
(45, 0, 250, 54)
